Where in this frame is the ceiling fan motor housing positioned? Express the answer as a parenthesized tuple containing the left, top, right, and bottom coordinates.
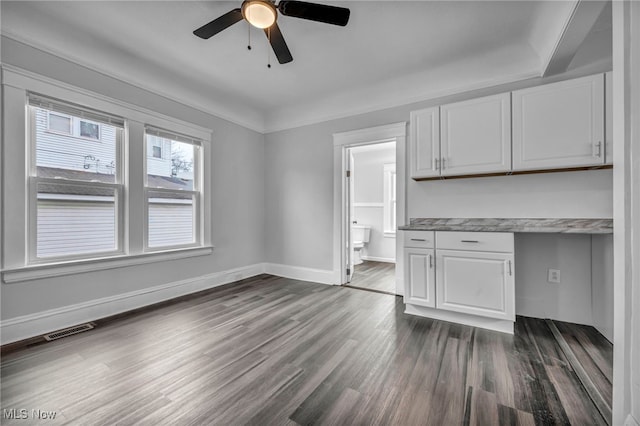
(242, 0, 278, 29)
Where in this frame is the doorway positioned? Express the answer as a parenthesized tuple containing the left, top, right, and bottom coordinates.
(344, 143, 396, 294)
(332, 122, 407, 296)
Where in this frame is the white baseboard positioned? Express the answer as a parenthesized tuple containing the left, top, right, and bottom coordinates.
(0, 263, 265, 345)
(361, 256, 396, 263)
(264, 263, 336, 285)
(404, 303, 514, 334)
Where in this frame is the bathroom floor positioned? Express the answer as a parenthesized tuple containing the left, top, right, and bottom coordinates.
(347, 261, 396, 294)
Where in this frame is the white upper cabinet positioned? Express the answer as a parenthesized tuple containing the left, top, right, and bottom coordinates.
(440, 93, 512, 176)
(605, 71, 613, 165)
(512, 74, 605, 170)
(409, 107, 440, 179)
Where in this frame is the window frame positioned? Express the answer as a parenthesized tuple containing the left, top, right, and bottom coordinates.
(0, 68, 213, 283)
(28, 105, 125, 263)
(383, 162, 397, 237)
(143, 130, 203, 251)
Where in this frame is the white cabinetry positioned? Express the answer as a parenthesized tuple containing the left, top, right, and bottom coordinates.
(403, 230, 515, 331)
(403, 231, 436, 308)
(512, 73, 605, 170)
(410, 93, 511, 179)
(440, 93, 511, 176)
(409, 107, 440, 179)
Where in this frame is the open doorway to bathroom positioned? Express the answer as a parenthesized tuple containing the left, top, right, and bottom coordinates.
(344, 142, 396, 294)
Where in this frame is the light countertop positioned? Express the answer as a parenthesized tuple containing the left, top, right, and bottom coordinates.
(398, 218, 613, 234)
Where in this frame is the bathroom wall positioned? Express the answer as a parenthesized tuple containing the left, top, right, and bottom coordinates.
(352, 144, 396, 263)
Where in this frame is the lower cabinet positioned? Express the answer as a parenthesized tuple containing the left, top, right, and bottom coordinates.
(404, 247, 436, 308)
(435, 249, 514, 320)
(403, 230, 515, 328)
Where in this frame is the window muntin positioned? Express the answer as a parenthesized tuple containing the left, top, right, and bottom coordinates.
(144, 128, 201, 250)
(29, 97, 124, 261)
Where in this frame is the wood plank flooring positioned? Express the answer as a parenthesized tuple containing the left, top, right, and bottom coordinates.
(552, 319, 613, 409)
(1, 275, 609, 425)
(346, 261, 396, 294)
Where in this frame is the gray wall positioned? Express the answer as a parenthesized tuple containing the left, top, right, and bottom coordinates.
(264, 67, 613, 326)
(1, 37, 266, 320)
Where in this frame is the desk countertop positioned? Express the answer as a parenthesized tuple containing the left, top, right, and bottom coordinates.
(398, 218, 613, 234)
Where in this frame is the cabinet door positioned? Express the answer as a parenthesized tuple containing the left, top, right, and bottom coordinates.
(410, 107, 440, 179)
(512, 74, 605, 170)
(404, 247, 436, 308)
(440, 93, 511, 176)
(605, 71, 613, 165)
(436, 250, 514, 320)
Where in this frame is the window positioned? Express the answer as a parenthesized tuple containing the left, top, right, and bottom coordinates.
(48, 112, 72, 134)
(383, 163, 396, 236)
(29, 96, 124, 260)
(1, 71, 212, 281)
(145, 128, 201, 249)
(48, 111, 102, 141)
(79, 120, 100, 140)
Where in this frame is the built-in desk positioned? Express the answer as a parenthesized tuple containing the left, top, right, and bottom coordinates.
(398, 218, 613, 335)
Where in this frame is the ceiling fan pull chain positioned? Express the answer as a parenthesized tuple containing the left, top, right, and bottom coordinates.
(247, 11, 252, 50)
(267, 26, 272, 68)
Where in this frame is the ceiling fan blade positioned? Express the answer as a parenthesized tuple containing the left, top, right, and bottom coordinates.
(193, 8, 243, 39)
(264, 23, 293, 64)
(278, 1, 350, 26)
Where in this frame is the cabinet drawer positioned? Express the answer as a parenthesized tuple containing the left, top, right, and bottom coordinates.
(404, 231, 435, 248)
(436, 231, 513, 252)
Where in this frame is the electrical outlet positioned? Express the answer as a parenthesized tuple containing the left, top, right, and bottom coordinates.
(548, 269, 561, 284)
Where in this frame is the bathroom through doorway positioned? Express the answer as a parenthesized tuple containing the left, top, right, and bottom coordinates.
(344, 142, 397, 294)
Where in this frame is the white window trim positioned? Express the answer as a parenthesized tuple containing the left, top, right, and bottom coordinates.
(383, 163, 397, 237)
(1, 66, 213, 283)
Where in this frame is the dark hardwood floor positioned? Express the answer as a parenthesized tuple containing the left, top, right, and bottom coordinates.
(1, 274, 610, 425)
(346, 260, 396, 294)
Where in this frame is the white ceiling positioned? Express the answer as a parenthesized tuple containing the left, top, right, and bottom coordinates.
(1, 1, 607, 133)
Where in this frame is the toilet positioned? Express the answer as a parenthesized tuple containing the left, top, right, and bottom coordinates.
(351, 224, 371, 265)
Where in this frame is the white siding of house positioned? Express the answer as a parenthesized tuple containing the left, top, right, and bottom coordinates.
(146, 135, 173, 177)
(148, 201, 194, 247)
(35, 108, 117, 175)
(37, 199, 116, 258)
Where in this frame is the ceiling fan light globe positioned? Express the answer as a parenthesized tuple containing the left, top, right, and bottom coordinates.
(242, 1, 277, 29)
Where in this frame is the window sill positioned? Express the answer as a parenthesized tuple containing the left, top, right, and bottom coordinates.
(1, 246, 214, 284)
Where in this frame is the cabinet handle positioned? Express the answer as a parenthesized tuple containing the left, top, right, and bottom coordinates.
(411, 238, 426, 241)
(428, 254, 433, 269)
(460, 240, 479, 243)
(594, 141, 602, 158)
(434, 158, 440, 170)
(441, 158, 446, 169)
(508, 260, 512, 276)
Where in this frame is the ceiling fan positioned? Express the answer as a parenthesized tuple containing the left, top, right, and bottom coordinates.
(193, 0, 350, 65)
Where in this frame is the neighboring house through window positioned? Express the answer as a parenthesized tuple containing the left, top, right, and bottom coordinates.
(48, 111, 102, 141)
(31, 98, 123, 260)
